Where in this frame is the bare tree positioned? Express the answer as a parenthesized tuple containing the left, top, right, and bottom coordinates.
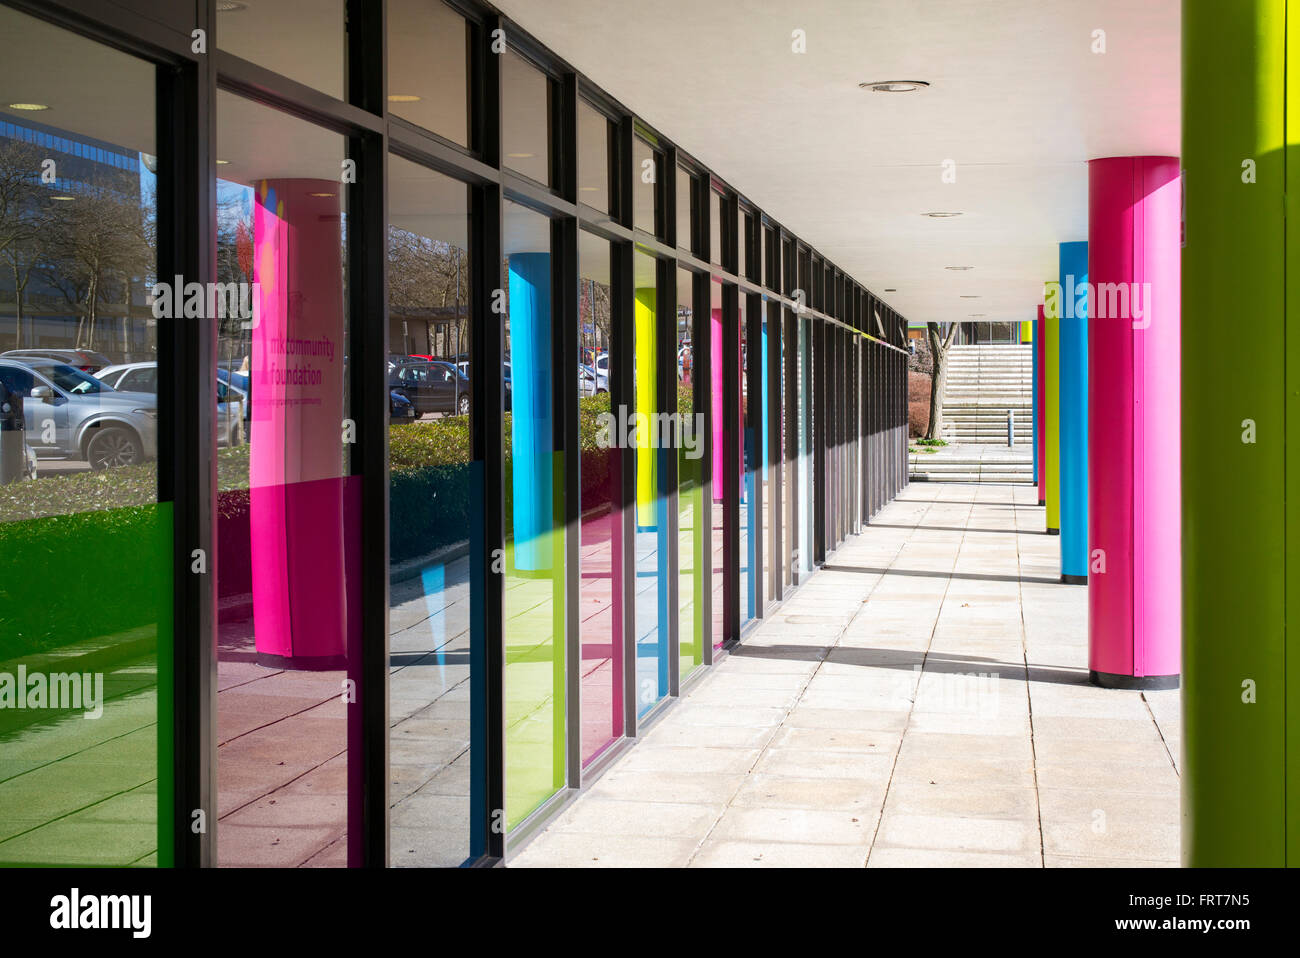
(0, 140, 45, 347)
(925, 321, 961, 440)
(39, 175, 151, 353)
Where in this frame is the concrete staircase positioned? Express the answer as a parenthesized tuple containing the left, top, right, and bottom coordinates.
(910, 344, 1034, 484)
(939, 344, 1033, 444)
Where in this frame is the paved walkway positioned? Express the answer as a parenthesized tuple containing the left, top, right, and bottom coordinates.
(510, 481, 1181, 867)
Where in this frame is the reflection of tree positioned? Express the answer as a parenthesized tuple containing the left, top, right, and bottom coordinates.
(0, 141, 49, 347)
(36, 176, 152, 352)
(579, 276, 610, 362)
(216, 191, 253, 366)
(0, 134, 155, 356)
(388, 225, 468, 356)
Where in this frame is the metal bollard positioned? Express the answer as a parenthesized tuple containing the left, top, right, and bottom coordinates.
(1007, 408, 1015, 447)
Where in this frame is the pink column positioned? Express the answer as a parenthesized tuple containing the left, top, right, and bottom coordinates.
(1035, 305, 1046, 507)
(249, 178, 350, 669)
(711, 307, 724, 502)
(1087, 156, 1180, 688)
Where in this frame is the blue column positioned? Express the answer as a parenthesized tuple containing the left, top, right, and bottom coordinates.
(1058, 241, 1088, 584)
(507, 252, 553, 572)
(1031, 317, 1040, 490)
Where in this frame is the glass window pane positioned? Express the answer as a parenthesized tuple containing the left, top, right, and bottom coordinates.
(710, 190, 722, 265)
(387, 0, 469, 147)
(218, 0, 344, 100)
(503, 200, 563, 826)
(740, 294, 754, 628)
(502, 51, 552, 185)
(633, 138, 658, 235)
(214, 92, 354, 866)
(709, 278, 725, 647)
(763, 302, 777, 605)
(676, 269, 703, 679)
(676, 167, 692, 252)
(738, 207, 748, 280)
(633, 251, 667, 713)
(0, 6, 163, 867)
(577, 101, 609, 213)
(578, 230, 619, 764)
(386, 154, 473, 865)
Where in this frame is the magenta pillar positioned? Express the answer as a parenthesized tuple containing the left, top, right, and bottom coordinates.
(1086, 156, 1180, 689)
(250, 178, 351, 669)
(1035, 305, 1046, 507)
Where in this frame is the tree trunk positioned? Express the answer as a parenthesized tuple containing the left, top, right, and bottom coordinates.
(925, 321, 960, 441)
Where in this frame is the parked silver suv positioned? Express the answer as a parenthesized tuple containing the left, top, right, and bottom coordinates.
(0, 358, 158, 470)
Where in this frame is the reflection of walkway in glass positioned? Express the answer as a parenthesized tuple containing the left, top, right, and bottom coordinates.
(0, 650, 159, 866)
(578, 508, 619, 766)
(214, 547, 476, 867)
(511, 481, 1180, 867)
(216, 612, 348, 867)
(389, 550, 472, 866)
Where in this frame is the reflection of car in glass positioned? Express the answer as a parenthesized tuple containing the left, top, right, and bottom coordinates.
(0, 358, 158, 469)
(579, 364, 608, 397)
(389, 360, 471, 416)
(593, 352, 609, 378)
(390, 388, 416, 423)
(454, 360, 513, 410)
(2, 348, 113, 374)
(98, 361, 247, 447)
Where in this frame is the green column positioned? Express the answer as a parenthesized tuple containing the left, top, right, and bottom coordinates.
(1182, 0, 1293, 866)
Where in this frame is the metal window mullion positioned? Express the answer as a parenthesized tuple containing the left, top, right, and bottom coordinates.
(156, 31, 214, 870)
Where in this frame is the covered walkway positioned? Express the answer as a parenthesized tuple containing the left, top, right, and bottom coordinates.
(510, 481, 1179, 867)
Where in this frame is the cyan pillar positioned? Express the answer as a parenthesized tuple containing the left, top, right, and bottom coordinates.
(1087, 156, 1181, 691)
(1182, 0, 1295, 867)
(508, 252, 553, 571)
(1056, 241, 1089, 583)
(1031, 315, 1040, 489)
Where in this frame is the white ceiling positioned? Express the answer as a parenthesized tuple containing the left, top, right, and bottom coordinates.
(494, 0, 1180, 326)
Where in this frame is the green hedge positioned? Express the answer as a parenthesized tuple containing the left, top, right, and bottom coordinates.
(0, 504, 170, 660)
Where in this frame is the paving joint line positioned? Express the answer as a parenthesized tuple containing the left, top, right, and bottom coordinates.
(862, 488, 976, 867)
(679, 493, 940, 867)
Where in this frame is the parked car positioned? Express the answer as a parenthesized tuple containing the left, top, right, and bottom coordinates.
(390, 388, 417, 423)
(389, 360, 471, 416)
(97, 361, 246, 447)
(579, 364, 608, 397)
(2, 348, 113, 374)
(0, 358, 157, 469)
(455, 360, 513, 410)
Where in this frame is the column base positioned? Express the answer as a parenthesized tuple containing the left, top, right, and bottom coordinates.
(1089, 670, 1179, 691)
(256, 651, 349, 671)
(1061, 573, 1087, 585)
(1046, 527, 1059, 536)
(1037, 498, 1045, 506)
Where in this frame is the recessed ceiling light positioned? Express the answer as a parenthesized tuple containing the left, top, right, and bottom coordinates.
(309, 192, 336, 198)
(506, 152, 535, 159)
(859, 80, 930, 93)
(968, 313, 986, 317)
(923, 211, 962, 218)
(945, 266, 973, 271)
(7, 102, 48, 111)
(50, 195, 74, 201)
(884, 288, 897, 292)
(580, 186, 599, 192)
(960, 295, 980, 299)
(387, 94, 421, 103)
(217, 1, 247, 11)
(216, 159, 230, 165)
